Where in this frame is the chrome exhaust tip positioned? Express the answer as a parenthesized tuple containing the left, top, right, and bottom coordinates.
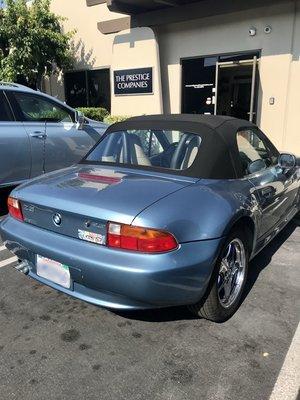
(15, 261, 30, 275)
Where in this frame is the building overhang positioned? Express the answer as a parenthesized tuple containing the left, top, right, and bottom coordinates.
(86, 0, 199, 13)
(106, 0, 200, 15)
(87, 0, 291, 35)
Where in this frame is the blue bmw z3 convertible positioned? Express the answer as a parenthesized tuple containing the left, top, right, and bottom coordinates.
(1, 115, 299, 322)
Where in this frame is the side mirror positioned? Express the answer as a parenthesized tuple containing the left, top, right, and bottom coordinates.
(278, 153, 296, 170)
(75, 111, 85, 130)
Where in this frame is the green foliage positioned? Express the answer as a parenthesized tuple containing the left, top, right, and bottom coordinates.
(103, 115, 129, 124)
(0, 0, 75, 89)
(76, 107, 109, 122)
(75, 109, 129, 124)
(27, 109, 70, 122)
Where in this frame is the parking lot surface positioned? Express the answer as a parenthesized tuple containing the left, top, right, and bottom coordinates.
(0, 195, 299, 400)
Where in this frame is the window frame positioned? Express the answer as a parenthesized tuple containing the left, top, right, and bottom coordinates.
(7, 91, 76, 123)
(235, 127, 280, 178)
(0, 90, 15, 122)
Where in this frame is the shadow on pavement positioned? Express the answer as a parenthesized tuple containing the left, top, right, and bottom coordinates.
(113, 218, 299, 323)
(114, 305, 195, 323)
(241, 218, 298, 304)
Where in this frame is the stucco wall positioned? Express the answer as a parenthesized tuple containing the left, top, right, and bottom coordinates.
(111, 27, 163, 115)
(45, 0, 122, 100)
(48, 0, 163, 115)
(284, 1, 300, 154)
(157, 1, 300, 154)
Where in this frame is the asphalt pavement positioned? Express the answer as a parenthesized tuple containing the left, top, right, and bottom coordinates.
(0, 192, 299, 400)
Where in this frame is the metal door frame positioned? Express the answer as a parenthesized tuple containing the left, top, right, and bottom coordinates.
(214, 56, 258, 121)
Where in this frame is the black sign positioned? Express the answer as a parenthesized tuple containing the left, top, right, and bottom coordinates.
(114, 67, 153, 95)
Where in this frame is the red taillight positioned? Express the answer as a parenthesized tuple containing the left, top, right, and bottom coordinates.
(107, 222, 178, 253)
(7, 197, 24, 221)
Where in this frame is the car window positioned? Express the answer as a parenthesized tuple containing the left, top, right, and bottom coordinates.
(237, 129, 276, 176)
(13, 92, 73, 123)
(85, 129, 202, 171)
(0, 91, 13, 121)
(134, 130, 165, 158)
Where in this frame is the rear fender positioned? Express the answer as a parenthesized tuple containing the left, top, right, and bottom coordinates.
(133, 179, 258, 243)
(221, 210, 258, 258)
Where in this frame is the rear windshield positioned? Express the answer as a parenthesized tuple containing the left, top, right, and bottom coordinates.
(84, 129, 201, 171)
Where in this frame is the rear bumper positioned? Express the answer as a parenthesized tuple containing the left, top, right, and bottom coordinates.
(0, 217, 224, 309)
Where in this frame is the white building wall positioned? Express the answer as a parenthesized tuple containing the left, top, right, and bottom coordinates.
(157, 1, 300, 153)
(46, 0, 123, 100)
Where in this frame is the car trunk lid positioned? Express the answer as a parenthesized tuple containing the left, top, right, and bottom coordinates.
(18, 165, 196, 241)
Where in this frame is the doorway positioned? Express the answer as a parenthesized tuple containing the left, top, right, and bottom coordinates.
(215, 57, 258, 121)
(181, 53, 259, 122)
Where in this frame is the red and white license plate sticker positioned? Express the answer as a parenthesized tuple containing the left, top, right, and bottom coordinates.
(36, 255, 71, 289)
(78, 229, 105, 245)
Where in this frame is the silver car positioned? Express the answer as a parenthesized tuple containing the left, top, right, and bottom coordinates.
(0, 82, 107, 189)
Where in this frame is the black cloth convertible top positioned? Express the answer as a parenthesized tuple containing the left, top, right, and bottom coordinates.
(114, 114, 238, 129)
(94, 115, 276, 180)
(107, 114, 254, 133)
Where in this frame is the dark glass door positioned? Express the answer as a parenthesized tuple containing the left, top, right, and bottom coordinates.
(181, 53, 259, 121)
(181, 57, 217, 115)
(215, 57, 258, 122)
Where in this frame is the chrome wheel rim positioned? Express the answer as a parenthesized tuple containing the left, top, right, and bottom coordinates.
(217, 238, 246, 309)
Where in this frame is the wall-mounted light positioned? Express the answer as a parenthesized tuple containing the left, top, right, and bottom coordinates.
(248, 27, 257, 37)
(269, 97, 275, 105)
(264, 25, 272, 34)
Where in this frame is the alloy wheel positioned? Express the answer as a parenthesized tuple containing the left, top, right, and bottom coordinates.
(217, 238, 246, 309)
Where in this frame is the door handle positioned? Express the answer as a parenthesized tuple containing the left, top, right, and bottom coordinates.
(30, 132, 47, 139)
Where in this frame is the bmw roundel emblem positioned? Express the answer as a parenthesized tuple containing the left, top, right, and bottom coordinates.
(53, 213, 62, 226)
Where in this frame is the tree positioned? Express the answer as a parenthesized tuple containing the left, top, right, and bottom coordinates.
(0, 0, 74, 89)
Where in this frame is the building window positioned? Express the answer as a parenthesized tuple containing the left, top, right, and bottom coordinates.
(64, 69, 111, 111)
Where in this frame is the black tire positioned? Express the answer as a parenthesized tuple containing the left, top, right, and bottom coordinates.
(189, 227, 250, 322)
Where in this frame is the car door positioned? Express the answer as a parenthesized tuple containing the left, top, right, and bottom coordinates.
(8, 91, 47, 179)
(10, 91, 97, 174)
(0, 90, 31, 187)
(44, 105, 96, 173)
(236, 128, 289, 240)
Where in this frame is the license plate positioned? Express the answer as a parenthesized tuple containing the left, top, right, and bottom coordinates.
(36, 255, 71, 289)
